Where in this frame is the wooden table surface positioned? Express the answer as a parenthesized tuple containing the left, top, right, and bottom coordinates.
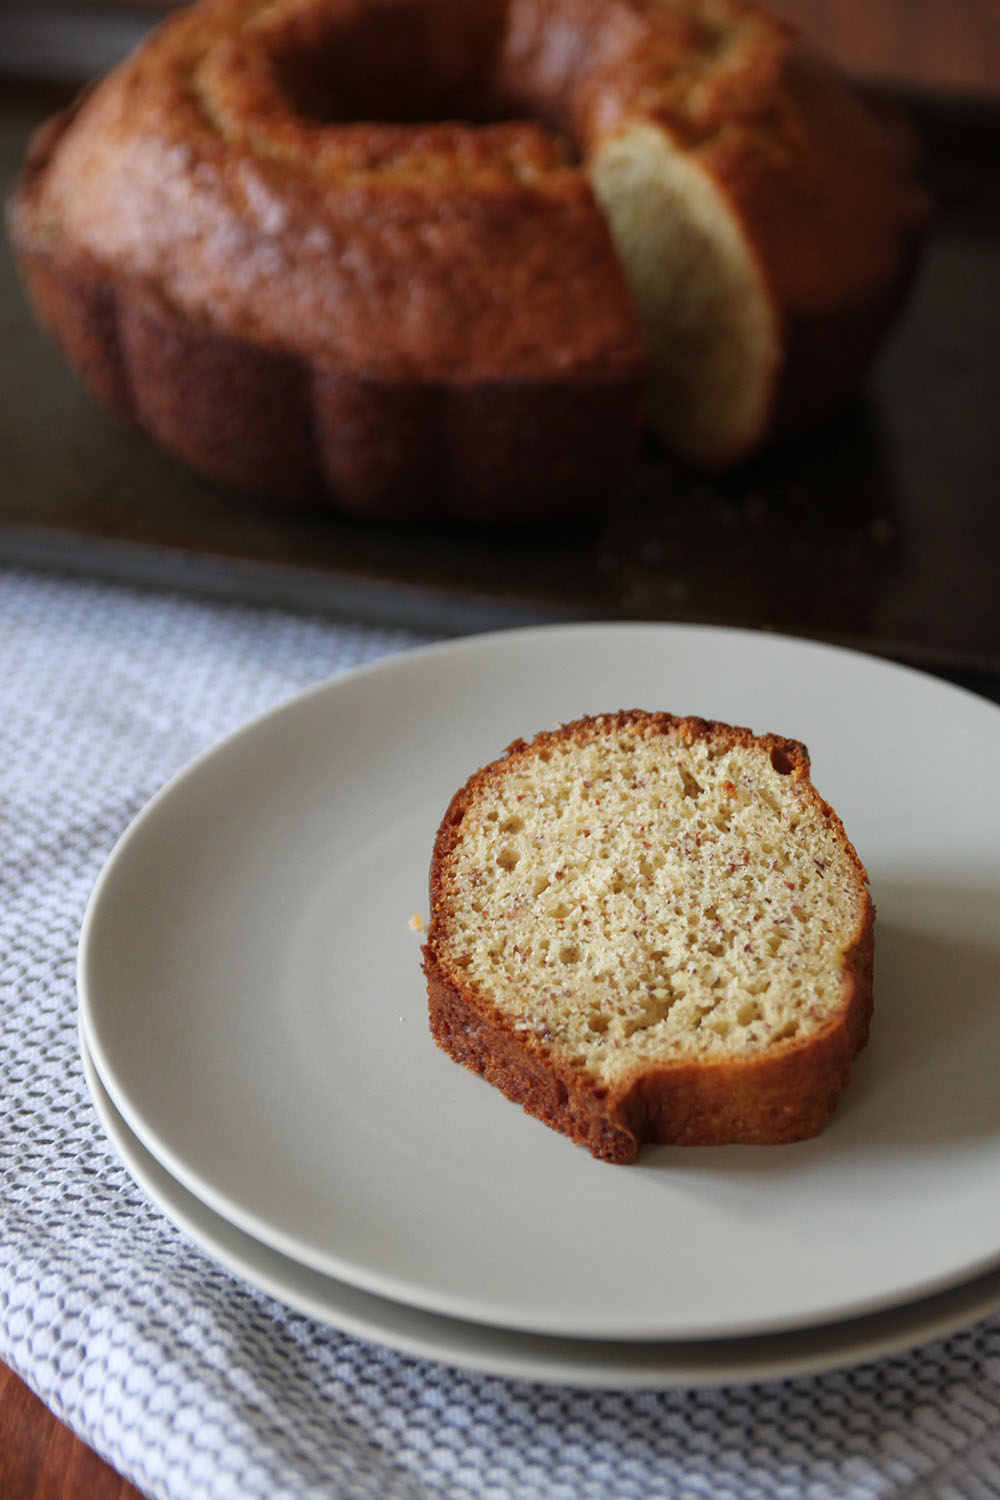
(2, 3, 997, 1497)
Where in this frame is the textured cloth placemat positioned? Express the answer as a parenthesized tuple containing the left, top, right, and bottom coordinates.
(3, 565, 1000, 1500)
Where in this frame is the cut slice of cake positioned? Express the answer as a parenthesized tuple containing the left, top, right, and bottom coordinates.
(422, 710, 874, 1162)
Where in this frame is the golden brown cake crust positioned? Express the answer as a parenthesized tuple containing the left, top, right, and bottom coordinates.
(7, 4, 645, 520)
(7, 0, 927, 515)
(422, 711, 875, 1162)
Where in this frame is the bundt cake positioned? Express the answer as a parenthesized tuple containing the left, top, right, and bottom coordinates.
(422, 710, 874, 1161)
(7, 0, 928, 520)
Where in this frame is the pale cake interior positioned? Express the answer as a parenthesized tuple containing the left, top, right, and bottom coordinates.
(590, 122, 779, 465)
(437, 718, 868, 1089)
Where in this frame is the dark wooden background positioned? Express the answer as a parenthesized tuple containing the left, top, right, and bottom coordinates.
(1, 3, 997, 1496)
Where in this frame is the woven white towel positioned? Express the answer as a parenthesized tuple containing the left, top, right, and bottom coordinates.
(2, 566, 1000, 1500)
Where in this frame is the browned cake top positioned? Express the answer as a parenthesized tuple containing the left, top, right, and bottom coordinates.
(13, 0, 644, 381)
(13, 0, 925, 392)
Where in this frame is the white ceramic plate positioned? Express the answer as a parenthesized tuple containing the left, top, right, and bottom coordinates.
(78, 624, 1000, 1342)
(81, 1030, 1000, 1389)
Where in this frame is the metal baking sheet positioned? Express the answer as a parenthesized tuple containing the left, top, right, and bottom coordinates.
(2, 81, 998, 674)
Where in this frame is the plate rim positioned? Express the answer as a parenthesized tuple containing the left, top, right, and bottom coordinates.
(79, 1025, 1000, 1390)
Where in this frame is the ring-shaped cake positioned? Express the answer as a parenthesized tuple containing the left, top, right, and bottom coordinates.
(7, 0, 928, 521)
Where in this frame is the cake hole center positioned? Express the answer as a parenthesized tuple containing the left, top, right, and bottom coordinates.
(262, 0, 580, 153)
(267, 2, 506, 125)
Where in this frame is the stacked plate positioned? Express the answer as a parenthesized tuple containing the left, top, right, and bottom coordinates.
(78, 624, 1000, 1388)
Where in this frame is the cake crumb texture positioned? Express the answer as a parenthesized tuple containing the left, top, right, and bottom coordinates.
(422, 710, 874, 1161)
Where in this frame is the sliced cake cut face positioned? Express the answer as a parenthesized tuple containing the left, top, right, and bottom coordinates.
(423, 710, 874, 1158)
(589, 123, 779, 466)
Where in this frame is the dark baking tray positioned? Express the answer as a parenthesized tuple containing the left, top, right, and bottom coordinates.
(2, 80, 998, 681)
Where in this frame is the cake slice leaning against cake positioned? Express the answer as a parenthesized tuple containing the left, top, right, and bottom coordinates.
(422, 710, 874, 1162)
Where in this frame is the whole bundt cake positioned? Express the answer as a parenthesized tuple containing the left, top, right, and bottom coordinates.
(7, 0, 928, 521)
(423, 710, 875, 1161)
